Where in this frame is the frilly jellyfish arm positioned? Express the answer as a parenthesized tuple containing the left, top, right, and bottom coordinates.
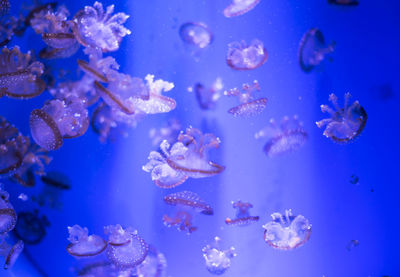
(67, 225, 89, 244)
(104, 224, 136, 246)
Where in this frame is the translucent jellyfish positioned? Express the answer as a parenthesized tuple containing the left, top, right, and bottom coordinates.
(193, 78, 223, 110)
(30, 96, 90, 151)
(41, 171, 71, 190)
(72, 1, 131, 52)
(105, 225, 148, 268)
(163, 191, 213, 234)
(0, 117, 30, 178)
(224, 80, 267, 117)
(179, 22, 213, 49)
(202, 237, 236, 275)
(77, 261, 134, 277)
(226, 39, 268, 70)
(14, 210, 49, 244)
(0, 188, 17, 235)
(0, 46, 45, 99)
(225, 201, 259, 226)
(346, 239, 359, 251)
(66, 225, 107, 257)
(316, 93, 367, 143)
(149, 119, 181, 147)
(298, 28, 335, 72)
(136, 245, 167, 277)
(255, 115, 308, 157)
(32, 171, 70, 209)
(3, 240, 23, 270)
(0, 15, 24, 47)
(328, 0, 359, 5)
(262, 209, 311, 250)
(223, 0, 260, 18)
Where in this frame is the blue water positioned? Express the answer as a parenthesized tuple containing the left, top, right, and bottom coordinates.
(1, 0, 399, 276)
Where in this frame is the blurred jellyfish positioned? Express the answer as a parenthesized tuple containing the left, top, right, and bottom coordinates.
(163, 191, 213, 234)
(346, 239, 359, 251)
(223, 0, 260, 18)
(0, 46, 46, 99)
(105, 225, 148, 269)
(263, 209, 311, 250)
(0, 0, 10, 15)
(0, 188, 17, 235)
(328, 0, 359, 5)
(1, 239, 23, 270)
(18, 193, 28, 201)
(149, 119, 181, 146)
(193, 78, 223, 110)
(72, 1, 131, 52)
(316, 93, 367, 143)
(202, 237, 236, 275)
(255, 115, 307, 157)
(14, 210, 49, 244)
(0, 15, 24, 47)
(179, 22, 213, 49)
(224, 80, 267, 117)
(226, 39, 268, 70)
(30, 95, 90, 151)
(66, 225, 107, 257)
(77, 261, 135, 277)
(136, 245, 167, 277)
(298, 28, 335, 72)
(225, 201, 259, 226)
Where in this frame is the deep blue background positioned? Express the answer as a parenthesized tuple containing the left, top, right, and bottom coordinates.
(1, 0, 399, 276)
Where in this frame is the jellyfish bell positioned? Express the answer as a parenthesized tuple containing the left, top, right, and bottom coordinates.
(202, 237, 236, 275)
(179, 22, 213, 49)
(66, 225, 107, 257)
(226, 39, 268, 70)
(0, 189, 17, 235)
(316, 93, 367, 143)
(263, 210, 311, 250)
(14, 210, 49, 244)
(0, 46, 46, 99)
(225, 201, 259, 226)
(4, 240, 23, 270)
(298, 28, 335, 72)
(223, 0, 261, 18)
(136, 245, 167, 277)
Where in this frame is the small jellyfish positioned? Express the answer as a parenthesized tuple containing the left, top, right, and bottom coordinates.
(179, 22, 213, 49)
(136, 245, 167, 277)
(226, 39, 268, 70)
(72, 1, 131, 52)
(66, 225, 107, 257)
(193, 78, 223, 110)
(0, 15, 24, 47)
(0, 188, 17, 235)
(4, 240, 23, 270)
(105, 225, 148, 269)
(255, 115, 308, 157)
(350, 174, 359, 185)
(163, 191, 213, 234)
(223, 0, 260, 18)
(328, 0, 359, 5)
(316, 93, 367, 143)
(298, 28, 335, 72)
(30, 96, 90, 151)
(224, 80, 267, 117)
(263, 209, 311, 250)
(346, 239, 359, 251)
(0, 46, 46, 99)
(202, 237, 236, 275)
(149, 119, 181, 147)
(225, 200, 259, 226)
(14, 210, 49, 244)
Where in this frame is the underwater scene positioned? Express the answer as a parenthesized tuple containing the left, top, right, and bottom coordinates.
(0, 0, 399, 276)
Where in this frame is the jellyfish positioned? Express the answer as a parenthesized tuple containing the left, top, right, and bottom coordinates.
(14, 210, 49, 244)
(328, 0, 359, 5)
(0, 0, 10, 15)
(2, 239, 23, 270)
(255, 115, 308, 157)
(179, 22, 213, 49)
(226, 39, 268, 70)
(105, 225, 148, 269)
(225, 201, 259, 226)
(224, 80, 267, 117)
(298, 28, 335, 72)
(30, 95, 90, 151)
(262, 209, 311, 250)
(202, 237, 236, 275)
(136, 245, 167, 277)
(223, 0, 260, 18)
(316, 93, 367, 143)
(346, 239, 360, 251)
(66, 225, 107, 257)
(0, 15, 24, 47)
(0, 188, 17, 235)
(193, 78, 223, 110)
(0, 46, 46, 99)
(149, 119, 181, 147)
(72, 1, 131, 52)
(163, 191, 213, 234)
